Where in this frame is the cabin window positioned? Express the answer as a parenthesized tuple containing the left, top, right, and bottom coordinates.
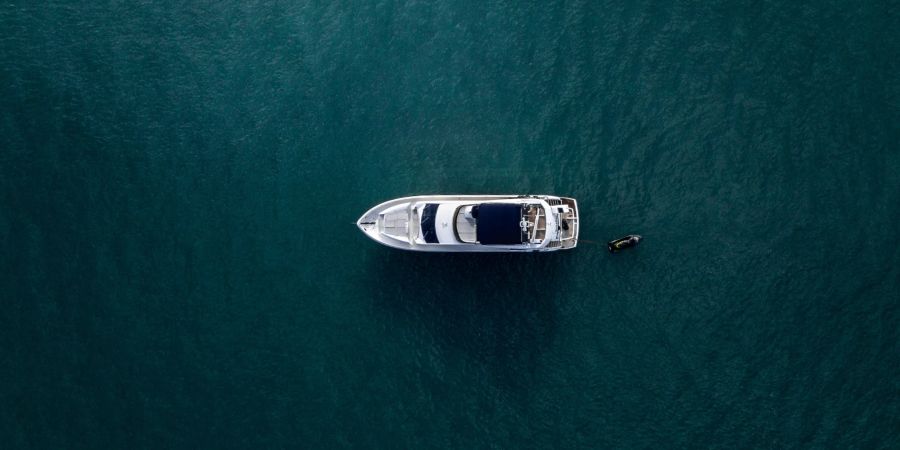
(420, 204, 440, 243)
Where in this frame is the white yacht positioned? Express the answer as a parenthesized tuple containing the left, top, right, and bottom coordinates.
(356, 195, 579, 252)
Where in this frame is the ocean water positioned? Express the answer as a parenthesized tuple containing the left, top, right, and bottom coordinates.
(1, 1, 898, 448)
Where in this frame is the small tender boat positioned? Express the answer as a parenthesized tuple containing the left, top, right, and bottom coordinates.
(357, 195, 579, 252)
(607, 235, 642, 253)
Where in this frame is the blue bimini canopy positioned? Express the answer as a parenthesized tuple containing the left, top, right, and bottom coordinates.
(476, 203, 524, 245)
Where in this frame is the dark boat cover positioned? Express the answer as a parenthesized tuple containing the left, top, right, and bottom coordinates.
(421, 203, 440, 243)
(476, 203, 524, 245)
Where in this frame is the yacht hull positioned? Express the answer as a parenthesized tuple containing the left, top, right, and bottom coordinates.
(356, 195, 579, 252)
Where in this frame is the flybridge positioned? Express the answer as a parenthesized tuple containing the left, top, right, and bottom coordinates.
(473, 203, 524, 245)
(356, 195, 579, 252)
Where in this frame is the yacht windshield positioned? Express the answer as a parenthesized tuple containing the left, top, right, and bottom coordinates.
(420, 204, 440, 243)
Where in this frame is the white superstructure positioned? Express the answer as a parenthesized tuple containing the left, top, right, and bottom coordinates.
(356, 195, 579, 252)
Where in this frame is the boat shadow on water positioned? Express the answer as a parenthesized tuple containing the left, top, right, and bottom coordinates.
(365, 249, 566, 387)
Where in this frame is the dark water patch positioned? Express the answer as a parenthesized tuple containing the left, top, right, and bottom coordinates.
(2, 0, 899, 447)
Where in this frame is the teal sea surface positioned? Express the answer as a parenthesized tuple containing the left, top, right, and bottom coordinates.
(1, 1, 898, 448)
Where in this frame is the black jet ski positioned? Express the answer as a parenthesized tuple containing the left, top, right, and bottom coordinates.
(607, 235, 642, 253)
